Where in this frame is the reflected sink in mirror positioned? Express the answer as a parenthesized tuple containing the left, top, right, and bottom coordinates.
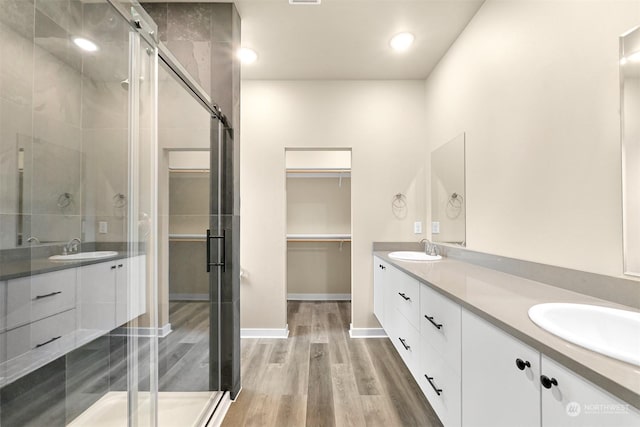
(49, 251, 119, 261)
(388, 251, 442, 262)
(528, 303, 640, 366)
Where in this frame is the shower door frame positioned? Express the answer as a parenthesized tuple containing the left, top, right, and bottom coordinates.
(106, 0, 239, 423)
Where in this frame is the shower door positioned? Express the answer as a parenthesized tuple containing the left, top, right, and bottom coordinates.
(208, 117, 240, 397)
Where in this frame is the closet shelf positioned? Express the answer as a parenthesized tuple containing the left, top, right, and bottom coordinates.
(286, 169, 351, 179)
(287, 233, 351, 243)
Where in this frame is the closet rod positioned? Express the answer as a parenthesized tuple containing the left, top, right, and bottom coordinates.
(287, 239, 352, 243)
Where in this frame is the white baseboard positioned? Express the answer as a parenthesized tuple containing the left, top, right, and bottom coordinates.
(287, 293, 351, 301)
(170, 293, 209, 301)
(241, 325, 289, 339)
(110, 323, 172, 338)
(349, 323, 387, 338)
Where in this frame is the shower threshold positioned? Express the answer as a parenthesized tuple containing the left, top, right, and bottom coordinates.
(68, 391, 223, 427)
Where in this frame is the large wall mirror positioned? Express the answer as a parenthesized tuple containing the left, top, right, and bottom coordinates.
(621, 26, 640, 277)
(431, 133, 466, 246)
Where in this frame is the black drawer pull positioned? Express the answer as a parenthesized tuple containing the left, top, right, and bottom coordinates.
(117, 264, 123, 268)
(111, 265, 117, 270)
(540, 375, 558, 389)
(34, 291, 62, 300)
(379, 264, 386, 270)
(424, 315, 443, 330)
(398, 337, 411, 351)
(398, 292, 411, 301)
(516, 358, 531, 371)
(425, 375, 443, 396)
(35, 335, 62, 348)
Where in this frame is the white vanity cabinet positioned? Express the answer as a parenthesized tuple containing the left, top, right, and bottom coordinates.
(540, 355, 640, 427)
(5, 269, 77, 361)
(373, 256, 390, 328)
(372, 255, 640, 427)
(115, 255, 146, 326)
(461, 308, 640, 427)
(78, 255, 146, 331)
(383, 261, 422, 373)
(418, 284, 462, 427)
(461, 308, 541, 427)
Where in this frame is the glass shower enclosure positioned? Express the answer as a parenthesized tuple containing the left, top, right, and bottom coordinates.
(0, 0, 235, 424)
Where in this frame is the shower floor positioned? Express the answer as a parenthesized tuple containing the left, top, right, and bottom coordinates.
(68, 391, 222, 427)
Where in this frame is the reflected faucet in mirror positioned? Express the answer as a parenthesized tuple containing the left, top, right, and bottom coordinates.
(63, 238, 81, 255)
(26, 236, 40, 245)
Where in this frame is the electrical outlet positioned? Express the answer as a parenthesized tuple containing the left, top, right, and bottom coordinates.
(432, 221, 440, 234)
(413, 221, 422, 234)
(99, 221, 108, 234)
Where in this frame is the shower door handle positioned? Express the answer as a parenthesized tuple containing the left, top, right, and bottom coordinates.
(206, 229, 226, 272)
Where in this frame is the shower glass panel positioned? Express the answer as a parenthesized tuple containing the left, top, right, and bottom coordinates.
(157, 58, 223, 419)
(0, 0, 159, 425)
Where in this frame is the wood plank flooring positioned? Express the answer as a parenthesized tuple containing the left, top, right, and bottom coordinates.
(222, 301, 443, 427)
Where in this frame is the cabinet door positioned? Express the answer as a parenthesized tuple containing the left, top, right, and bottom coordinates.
(373, 256, 388, 328)
(461, 309, 541, 427)
(541, 355, 640, 427)
(77, 262, 116, 331)
(115, 259, 128, 326)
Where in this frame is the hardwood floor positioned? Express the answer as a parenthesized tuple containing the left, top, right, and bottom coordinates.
(222, 301, 443, 427)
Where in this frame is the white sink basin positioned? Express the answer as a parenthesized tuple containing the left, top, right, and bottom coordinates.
(49, 251, 119, 261)
(528, 303, 640, 366)
(388, 251, 442, 261)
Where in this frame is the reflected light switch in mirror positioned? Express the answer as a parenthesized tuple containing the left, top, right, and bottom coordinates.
(432, 221, 440, 234)
(99, 221, 108, 234)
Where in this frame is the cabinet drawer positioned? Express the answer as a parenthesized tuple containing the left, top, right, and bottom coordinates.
(420, 284, 461, 373)
(6, 309, 75, 360)
(389, 309, 421, 375)
(418, 339, 462, 427)
(389, 266, 420, 329)
(7, 269, 76, 330)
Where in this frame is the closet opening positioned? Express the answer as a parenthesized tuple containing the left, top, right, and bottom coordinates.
(285, 149, 352, 327)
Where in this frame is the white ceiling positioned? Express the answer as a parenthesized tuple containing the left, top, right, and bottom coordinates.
(233, 0, 485, 80)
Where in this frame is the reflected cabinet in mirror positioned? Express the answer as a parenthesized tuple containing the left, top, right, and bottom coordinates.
(431, 133, 466, 246)
(621, 26, 640, 277)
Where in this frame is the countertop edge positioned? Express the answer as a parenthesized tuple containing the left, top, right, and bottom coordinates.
(0, 252, 145, 281)
(373, 251, 640, 410)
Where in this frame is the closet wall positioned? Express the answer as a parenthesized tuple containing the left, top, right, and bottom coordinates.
(286, 150, 352, 300)
(168, 152, 210, 300)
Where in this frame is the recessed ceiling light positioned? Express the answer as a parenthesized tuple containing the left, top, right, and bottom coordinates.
(238, 47, 258, 64)
(390, 32, 415, 52)
(73, 37, 98, 52)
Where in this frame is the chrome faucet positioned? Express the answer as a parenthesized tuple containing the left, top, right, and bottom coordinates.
(63, 238, 81, 255)
(420, 238, 439, 256)
(26, 236, 40, 244)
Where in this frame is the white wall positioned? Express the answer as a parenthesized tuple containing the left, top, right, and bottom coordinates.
(424, 0, 640, 278)
(241, 81, 427, 329)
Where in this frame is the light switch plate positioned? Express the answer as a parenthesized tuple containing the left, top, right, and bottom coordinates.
(432, 221, 440, 234)
(413, 221, 422, 234)
(99, 221, 108, 234)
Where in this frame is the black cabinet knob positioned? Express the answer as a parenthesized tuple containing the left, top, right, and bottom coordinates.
(540, 375, 558, 389)
(515, 358, 531, 371)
